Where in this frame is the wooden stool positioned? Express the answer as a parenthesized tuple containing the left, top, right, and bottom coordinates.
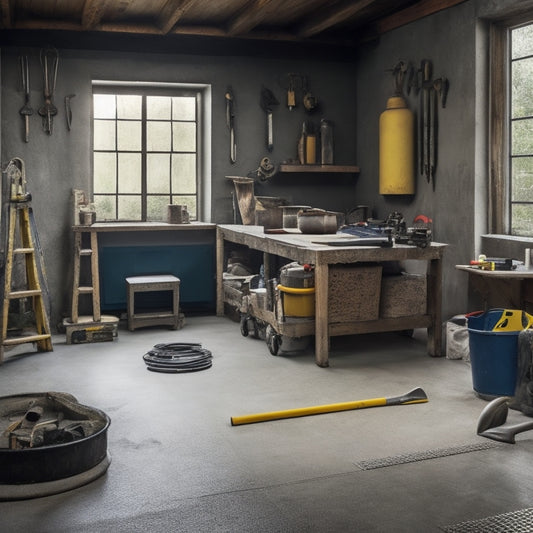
(126, 275, 181, 331)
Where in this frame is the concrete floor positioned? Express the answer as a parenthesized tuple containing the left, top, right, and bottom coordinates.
(1, 315, 532, 532)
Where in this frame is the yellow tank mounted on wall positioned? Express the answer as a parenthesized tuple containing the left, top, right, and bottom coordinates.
(379, 95, 415, 195)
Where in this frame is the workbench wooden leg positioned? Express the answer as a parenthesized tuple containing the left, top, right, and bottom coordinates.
(427, 257, 443, 356)
(314, 262, 329, 367)
(216, 227, 225, 316)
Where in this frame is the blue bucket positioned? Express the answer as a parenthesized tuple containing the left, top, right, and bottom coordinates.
(467, 310, 521, 397)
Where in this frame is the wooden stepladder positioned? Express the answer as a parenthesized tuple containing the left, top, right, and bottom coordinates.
(1, 158, 53, 364)
(70, 227, 101, 324)
(63, 222, 118, 344)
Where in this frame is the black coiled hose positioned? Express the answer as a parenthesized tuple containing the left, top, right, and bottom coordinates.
(143, 342, 212, 373)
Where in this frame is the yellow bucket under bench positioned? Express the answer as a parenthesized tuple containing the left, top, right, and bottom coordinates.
(277, 284, 315, 318)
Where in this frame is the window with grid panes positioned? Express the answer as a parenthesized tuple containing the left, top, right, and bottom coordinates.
(510, 23, 533, 235)
(92, 88, 199, 222)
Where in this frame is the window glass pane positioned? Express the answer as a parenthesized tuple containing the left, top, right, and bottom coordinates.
(93, 94, 116, 119)
(512, 24, 533, 59)
(172, 97, 196, 120)
(512, 118, 533, 155)
(94, 153, 116, 193)
(117, 120, 141, 151)
(512, 57, 533, 118)
(118, 153, 142, 193)
(171, 154, 196, 193)
(147, 96, 171, 119)
(117, 95, 142, 119)
(118, 195, 141, 220)
(171, 195, 196, 219)
(94, 195, 116, 220)
(173, 122, 196, 151)
(94, 120, 116, 150)
(93, 87, 200, 223)
(147, 154, 171, 193)
(511, 204, 533, 236)
(147, 195, 171, 221)
(147, 121, 171, 151)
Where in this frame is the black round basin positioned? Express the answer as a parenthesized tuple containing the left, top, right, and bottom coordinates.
(0, 392, 110, 499)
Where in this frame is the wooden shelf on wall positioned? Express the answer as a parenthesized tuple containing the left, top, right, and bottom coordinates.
(279, 164, 360, 174)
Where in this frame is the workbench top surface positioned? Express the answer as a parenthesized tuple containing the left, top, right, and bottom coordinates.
(73, 221, 216, 232)
(456, 264, 533, 278)
(218, 224, 446, 262)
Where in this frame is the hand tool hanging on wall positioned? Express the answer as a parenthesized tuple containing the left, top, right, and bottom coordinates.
(18, 56, 33, 143)
(225, 86, 236, 163)
(247, 156, 277, 181)
(420, 59, 432, 183)
(65, 94, 76, 131)
(260, 86, 278, 152)
(416, 60, 449, 187)
(39, 47, 59, 135)
(287, 74, 297, 111)
(302, 76, 318, 112)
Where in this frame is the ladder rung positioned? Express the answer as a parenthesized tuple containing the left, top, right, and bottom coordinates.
(8, 289, 42, 299)
(3, 333, 52, 346)
(79, 248, 93, 256)
(14, 247, 34, 254)
(77, 287, 94, 294)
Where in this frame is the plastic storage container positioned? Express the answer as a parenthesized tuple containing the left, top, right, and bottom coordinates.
(467, 309, 533, 397)
(277, 285, 315, 318)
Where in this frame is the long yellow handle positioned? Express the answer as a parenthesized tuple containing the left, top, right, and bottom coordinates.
(230, 388, 428, 426)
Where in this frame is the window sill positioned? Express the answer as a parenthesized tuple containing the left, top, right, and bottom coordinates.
(481, 234, 533, 261)
(482, 234, 533, 244)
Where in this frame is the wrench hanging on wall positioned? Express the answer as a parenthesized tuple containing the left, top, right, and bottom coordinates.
(39, 47, 58, 135)
(19, 56, 33, 143)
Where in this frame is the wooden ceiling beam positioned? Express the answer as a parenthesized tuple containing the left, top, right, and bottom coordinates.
(81, 0, 107, 30)
(227, 0, 279, 36)
(297, 0, 375, 38)
(377, 0, 468, 35)
(158, 0, 198, 35)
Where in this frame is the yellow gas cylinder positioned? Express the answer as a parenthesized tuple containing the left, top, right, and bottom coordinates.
(379, 95, 415, 195)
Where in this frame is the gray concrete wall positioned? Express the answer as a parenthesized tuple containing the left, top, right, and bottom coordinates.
(1, 42, 358, 327)
(354, 0, 484, 320)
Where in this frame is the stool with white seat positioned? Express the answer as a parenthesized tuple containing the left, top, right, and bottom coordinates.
(126, 274, 181, 331)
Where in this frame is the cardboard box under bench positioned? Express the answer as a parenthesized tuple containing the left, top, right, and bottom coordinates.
(379, 273, 427, 318)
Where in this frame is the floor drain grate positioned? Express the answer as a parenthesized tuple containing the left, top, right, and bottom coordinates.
(440, 507, 533, 532)
(355, 442, 501, 470)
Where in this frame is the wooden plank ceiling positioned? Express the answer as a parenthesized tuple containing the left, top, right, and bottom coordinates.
(0, 0, 467, 47)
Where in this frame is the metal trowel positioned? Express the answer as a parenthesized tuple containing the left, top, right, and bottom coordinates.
(477, 396, 533, 443)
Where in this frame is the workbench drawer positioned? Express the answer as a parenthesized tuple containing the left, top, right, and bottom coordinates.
(328, 265, 383, 323)
(379, 273, 427, 318)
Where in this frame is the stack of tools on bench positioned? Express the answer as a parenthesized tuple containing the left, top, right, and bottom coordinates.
(470, 255, 517, 271)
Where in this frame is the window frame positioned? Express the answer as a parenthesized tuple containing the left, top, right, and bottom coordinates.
(490, 17, 533, 235)
(91, 80, 211, 223)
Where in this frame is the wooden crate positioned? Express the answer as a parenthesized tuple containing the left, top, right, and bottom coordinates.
(379, 273, 427, 318)
(328, 265, 383, 323)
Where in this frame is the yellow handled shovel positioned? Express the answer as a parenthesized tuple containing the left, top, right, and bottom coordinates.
(230, 387, 428, 426)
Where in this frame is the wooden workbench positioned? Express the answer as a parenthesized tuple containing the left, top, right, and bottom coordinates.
(456, 264, 533, 311)
(216, 225, 446, 367)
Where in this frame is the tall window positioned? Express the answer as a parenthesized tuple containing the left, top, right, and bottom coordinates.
(92, 87, 200, 222)
(510, 23, 533, 235)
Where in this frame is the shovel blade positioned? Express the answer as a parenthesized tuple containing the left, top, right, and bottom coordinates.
(477, 396, 510, 434)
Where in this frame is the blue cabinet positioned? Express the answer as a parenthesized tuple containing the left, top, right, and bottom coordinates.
(95, 225, 216, 313)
